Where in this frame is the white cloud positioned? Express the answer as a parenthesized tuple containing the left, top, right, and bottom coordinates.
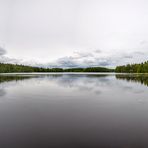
(45, 48, 148, 68)
(0, 46, 148, 68)
(0, 0, 148, 66)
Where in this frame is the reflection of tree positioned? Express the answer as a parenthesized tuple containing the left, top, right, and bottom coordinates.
(0, 75, 36, 97)
(116, 74, 148, 87)
(0, 75, 35, 83)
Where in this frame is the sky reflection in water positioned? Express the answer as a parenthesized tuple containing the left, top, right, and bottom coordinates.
(0, 73, 148, 148)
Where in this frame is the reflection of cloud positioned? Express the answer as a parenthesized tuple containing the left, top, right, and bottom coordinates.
(44, 74, 113, 94)
(0, 75, 39, 98)
(95, 90, 102, 95)
(121, 86, 134, 92)
(0, 74, 146, 97)
(43, 74, 147, 95)
(134, 90, 145, 94)
(0, 89, 6, 97)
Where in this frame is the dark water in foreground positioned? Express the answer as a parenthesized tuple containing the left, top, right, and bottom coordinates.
(0, 73, 148, 148)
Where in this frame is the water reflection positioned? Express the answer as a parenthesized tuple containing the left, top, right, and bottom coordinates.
(0, 75, 35, 83)
(40, 74, 115, 95)
(0, 73, 147, 148)
(116, 74, 148, 87)
(0, 89, 6, 97)
(0, 75, 36, 97)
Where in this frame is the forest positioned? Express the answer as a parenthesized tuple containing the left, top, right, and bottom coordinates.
(0, 63, 114, 73)
(115, 61, 148, 73)
(1, 61, 148, 73)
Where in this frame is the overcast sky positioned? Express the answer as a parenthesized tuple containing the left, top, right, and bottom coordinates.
(0, 0, 148, 68)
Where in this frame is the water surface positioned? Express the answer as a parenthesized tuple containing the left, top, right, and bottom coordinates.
(0, 73, 148, 148)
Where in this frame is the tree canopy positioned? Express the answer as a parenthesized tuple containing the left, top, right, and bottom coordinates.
(115, 61, 148, 73)
(0, 63, 114, 73)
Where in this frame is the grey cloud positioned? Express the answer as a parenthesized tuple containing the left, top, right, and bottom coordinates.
(48, 57, 79, 68)
(0, 56, 21, 63)
(122, 55, 133, 59)
(57, 58, 79, 68)
(0, 47, 6, 56)
(117, 51, 143, 60)
(112, 49, 148, 66)
(97, 61, 110, 66)
(140, 40, 148, 45)
(94, 49, 102, 53)
(0, 46, 147, 69)
(83, 58, 111, 67)
(1, 0, 148, 64)
(0, 46, 23, 64)
(133, 51, 145, 55)
(73, 51, 94, 59)
(46, 50, 112, 68)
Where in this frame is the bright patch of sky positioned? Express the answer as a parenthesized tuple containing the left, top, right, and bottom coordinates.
(0, 0, 148, 68)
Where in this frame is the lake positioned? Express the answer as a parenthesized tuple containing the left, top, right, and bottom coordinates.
(0, 73, 148, 148)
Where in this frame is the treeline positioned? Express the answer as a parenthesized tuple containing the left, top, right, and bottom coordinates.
(0, 63, 114, 73)
(115, 61, 148, 73)
(64, 67, 114, 72)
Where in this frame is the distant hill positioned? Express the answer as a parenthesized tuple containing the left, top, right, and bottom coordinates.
(115, 61, 148, 73)
(0, 63, 114, 73)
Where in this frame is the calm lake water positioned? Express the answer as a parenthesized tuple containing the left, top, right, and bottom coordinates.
(0, 73, 148, 148)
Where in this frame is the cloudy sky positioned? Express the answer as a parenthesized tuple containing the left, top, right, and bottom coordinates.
(0, 0, 148, 68)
